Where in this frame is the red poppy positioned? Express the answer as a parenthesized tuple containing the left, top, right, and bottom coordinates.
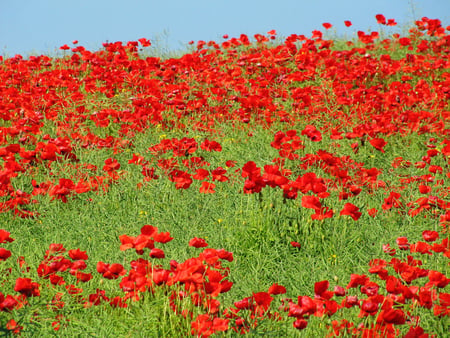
(410, 241, 432, 255)
(68, 249, 88, 260)
(334, 286, 346, 297)
(396, 237, 410, 250)
(387, 19, 397, 26)
(301, 195, 322, 211)
(290, 241, 301, 248)
(189, 237, 208, 248)
(268, 283, 286, 295)
(382, 191, 402, 210)
(200, 139, 222, 152)
(73, 271, 93, 283)
(322, 23, 332, 30)
(312, 207, 334, 220)
(382, 244, 396, 256)
(301, 125, 322, 142)
(344, 20, 352, 27)
(242, 161, 261, 178)
(191, 314, 229, 337)
(193, 168, 209, 180)
(6, 319, 23, 335)
(380, 308, 406, 324)
(399, 37, 411, 46)
(340, 203, 362, 221)
(422, 230, 439, 242)
(367, 208, 378, 217)
(0, 248, 11, 261)
(211, 167, 228, 182)
(314, 280, 334, 300)
(103, 158, 120, 172)
(97, 262, 126, 279)
(375, 14, 386, 24)
(14, 277, 40, 297)
(293, 318, 308, 330)
(347, 274, 369, 289)
(369, 138, 387, 152)
(149, 248, 165, 259)
(253, 291, 274, 313)
(426, 270, 450, 288)
(153, 231, 173, 243)
(138, 38, 151, 47)
(0, 229, 14, 243)
(199, 181, 215, 193)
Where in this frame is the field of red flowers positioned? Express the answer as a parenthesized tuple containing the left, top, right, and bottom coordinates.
(0, 15, 449, 336)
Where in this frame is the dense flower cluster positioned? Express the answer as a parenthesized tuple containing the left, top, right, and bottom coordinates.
(0, 14, 449, 336)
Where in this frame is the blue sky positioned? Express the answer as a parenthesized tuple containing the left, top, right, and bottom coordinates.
(1, 0, 449, 56)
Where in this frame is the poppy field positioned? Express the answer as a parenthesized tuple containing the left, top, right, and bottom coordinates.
(0, 15, 449, 336)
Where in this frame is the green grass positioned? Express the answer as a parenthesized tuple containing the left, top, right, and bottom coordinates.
(1, 122, 447, 336)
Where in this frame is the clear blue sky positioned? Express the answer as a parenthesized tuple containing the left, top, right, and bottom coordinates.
(1, 0, 449, 56)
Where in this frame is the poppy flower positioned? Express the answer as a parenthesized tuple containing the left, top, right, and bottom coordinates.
(234, 297, 251, 310)
(301, 195, 322, 211)
(367, 208, 378, 217)
(312, 207, 334, 220)
(14, 277, 40, 297)
(293, 319, 308, 330)
(340, 203, 362, 221)
(375, 14, 386, 25)
(138, 38, 151, 47)
(290, 241, 301, 248)
(199, 181, 215, 193)
(0, 229, 14, 243)
(6, 319, 23, 334)
(387, 19, 397, 26)
(211, 168, 228, 182)
(380, 308, 406, 324)
(315, 280, 334, 300)
(426, 270, 450, 288)
(344, 20, 352, 27)
(193, 168, 209, 180)
(399, 37, 411, 46)
(301, 125, 322, 142)
(97, 262, 126, 279)
(153, 231, 173, 243)
(68, 249, 88, 260)
(382, 244, 396, 256)
(0, 248, 11, 261)
(396, 237, 410, 250)
(347, 274, 369, 289)
(73, 271, 93, 283)
(200, 139, 222, 152)
(369, 138, 387, 152)
(253, 291, 274, 313)
(149, 248, 165, 259)
(334, 286, 346, 297)
(191, 314, 229, 337)
(410, 241, 432, 255)
(422, 230, 439, 242)
(189, 237, 208, 248)
(298, 295, 317, 316)
(268, 283, 287, 295)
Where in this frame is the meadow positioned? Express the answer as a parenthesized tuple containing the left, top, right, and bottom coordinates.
(0, 15, 449, 337)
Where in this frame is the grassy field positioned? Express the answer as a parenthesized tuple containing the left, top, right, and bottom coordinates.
(0, 16, 449, 337)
